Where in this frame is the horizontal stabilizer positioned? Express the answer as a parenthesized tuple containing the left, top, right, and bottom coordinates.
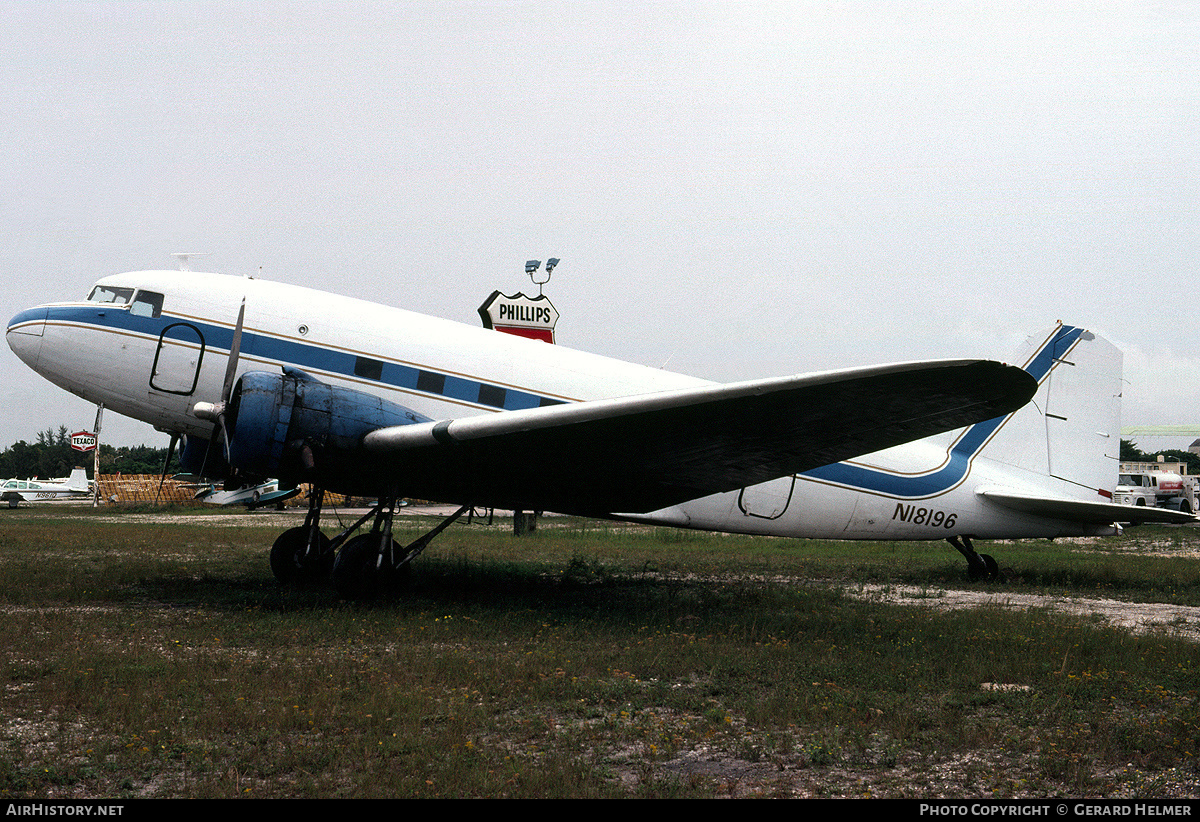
(979, 489, 1197, 525)
(362, 358, 1037, 515)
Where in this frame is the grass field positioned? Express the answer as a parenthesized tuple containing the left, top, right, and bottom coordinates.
(2, 505, 1199, 798)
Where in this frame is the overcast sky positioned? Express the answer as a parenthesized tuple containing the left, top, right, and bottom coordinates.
(1, 1, 1197, 452)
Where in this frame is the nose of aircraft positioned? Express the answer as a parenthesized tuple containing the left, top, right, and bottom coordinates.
(7, 306, 46, 369)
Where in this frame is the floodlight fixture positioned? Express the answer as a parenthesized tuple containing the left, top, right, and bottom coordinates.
(523, 256, 561, 295)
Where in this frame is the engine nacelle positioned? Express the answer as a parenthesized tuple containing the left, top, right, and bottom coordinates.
(224, 369, 430, 487)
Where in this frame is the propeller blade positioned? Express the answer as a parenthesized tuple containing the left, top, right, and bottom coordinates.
(192, 297, 246, 480)
(221, 298, 246, 403)
(155, 433, 179, 504)
(197, 436, 219, 482)
(218, 414, 233, 463)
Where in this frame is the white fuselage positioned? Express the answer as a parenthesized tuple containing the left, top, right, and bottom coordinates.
(7, 270, 1121, 540)
(0, 468, 91, 504)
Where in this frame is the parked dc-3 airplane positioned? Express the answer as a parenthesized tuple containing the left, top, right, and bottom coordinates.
(8, 269, 1189, 597)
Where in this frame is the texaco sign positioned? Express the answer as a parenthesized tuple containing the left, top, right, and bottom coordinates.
(70, 431, 98, 452)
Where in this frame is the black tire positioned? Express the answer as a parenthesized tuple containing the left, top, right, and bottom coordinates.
(332, 534, 389, 600)
(270, 526, 333, 585)
(332, 534, 415, 600)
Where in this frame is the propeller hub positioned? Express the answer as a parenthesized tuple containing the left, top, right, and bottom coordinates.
(193, 401, 225, 423)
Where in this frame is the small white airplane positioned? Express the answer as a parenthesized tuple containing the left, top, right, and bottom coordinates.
(0, 466, 91, 507)
(7, 268, 1188, 596)
(183, 476, 301, 508)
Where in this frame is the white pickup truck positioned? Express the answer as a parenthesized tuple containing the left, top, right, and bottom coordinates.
(1115, 473, 1158, 507)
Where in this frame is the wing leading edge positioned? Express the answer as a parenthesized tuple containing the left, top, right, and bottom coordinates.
(362, 358, 1038, 515)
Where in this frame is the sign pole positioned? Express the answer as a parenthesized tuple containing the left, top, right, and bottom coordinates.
(92, 404, 104, 508)
(478, 259, 564, 535)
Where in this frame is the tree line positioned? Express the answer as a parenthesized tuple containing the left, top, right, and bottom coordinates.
(0, 427, 170, 480)
(1119, 438, 1200, 475)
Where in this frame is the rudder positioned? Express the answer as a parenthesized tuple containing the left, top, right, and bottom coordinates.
(987, 324, 1122, 498)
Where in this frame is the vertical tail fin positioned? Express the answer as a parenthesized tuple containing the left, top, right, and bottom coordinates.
(67, 466, 91, 493)
(987, 324, 1122, 498)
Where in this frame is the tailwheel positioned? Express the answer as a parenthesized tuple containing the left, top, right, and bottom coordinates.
(948, 535, 1004, 581)
(980, 552, 1001, 580)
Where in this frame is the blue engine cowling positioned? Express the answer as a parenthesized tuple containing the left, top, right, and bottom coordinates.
(224, 369, 431, 488)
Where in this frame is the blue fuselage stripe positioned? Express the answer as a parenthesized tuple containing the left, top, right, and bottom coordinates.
(28, 306, 1074, 498)
(36, 305, 561, 413)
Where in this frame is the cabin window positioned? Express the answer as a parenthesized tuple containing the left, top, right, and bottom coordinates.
(130, 290, 164, 318)
(354, 356, 383, 381)
(87, 285, 134, 304)
(416, 370, 446, 396)
(478, 384, 506, 408)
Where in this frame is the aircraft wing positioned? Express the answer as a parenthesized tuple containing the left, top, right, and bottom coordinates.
(361, 358, 1037, 515)
(979, 490, 1198, 525)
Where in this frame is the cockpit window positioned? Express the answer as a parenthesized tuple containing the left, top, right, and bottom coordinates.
(130, 290, 164, 318)
(87, 285, 134, 304)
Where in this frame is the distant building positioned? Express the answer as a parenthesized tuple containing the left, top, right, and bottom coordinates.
(1120, 456, 1189, 476)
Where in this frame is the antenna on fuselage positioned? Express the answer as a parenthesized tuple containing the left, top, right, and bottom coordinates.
(171, 253, 209, 272)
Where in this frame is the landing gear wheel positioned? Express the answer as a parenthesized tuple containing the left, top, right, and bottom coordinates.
(331, 534, 408, 601)
(270, 526, 333, 585)
(966, 553, 1001, 581)
(966, 557, 986, 581)
(950, 536, 1003, 582)
(321, 500, 466, 600)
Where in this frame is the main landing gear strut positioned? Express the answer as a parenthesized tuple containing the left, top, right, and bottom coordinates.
(947, 535, 1002, 581)
(269, 488, 470, 599)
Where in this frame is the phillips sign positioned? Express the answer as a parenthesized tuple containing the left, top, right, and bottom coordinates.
(477, 291, 559, 343)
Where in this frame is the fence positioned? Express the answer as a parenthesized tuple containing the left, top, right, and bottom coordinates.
(94, 474, 201, 504)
